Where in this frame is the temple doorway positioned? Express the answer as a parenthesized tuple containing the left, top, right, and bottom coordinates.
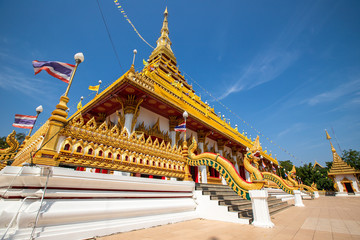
(344, 182, 354, 193)
(189, 166, 199, 183)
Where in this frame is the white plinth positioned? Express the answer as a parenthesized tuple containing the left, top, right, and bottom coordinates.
(313, 191, 320, 198)
(336, 191, 349, 196)
(293, 190, 305, 207)
(194, 191, 250, 224)
(249, 190, 274, 228)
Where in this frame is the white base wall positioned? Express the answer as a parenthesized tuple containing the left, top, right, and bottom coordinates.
(0, 166, 197, 240)
(194, 191, 250, 224)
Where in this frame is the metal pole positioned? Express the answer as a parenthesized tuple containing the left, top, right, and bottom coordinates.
(64, 60, 80, 97)
(27, 112, 40, 137)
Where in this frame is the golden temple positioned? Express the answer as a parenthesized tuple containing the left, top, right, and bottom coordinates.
(0, 8, 320, 239)
(326, 130, 360, 195)
(7, 8, 278, 183)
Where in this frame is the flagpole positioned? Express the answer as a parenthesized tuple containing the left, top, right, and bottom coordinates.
(183, 111, 188, 142)
(28, 105, 43, 137)
(132, 49, 137, 66)
(64, 53, 84, 97)
(96, 80, 102, 95)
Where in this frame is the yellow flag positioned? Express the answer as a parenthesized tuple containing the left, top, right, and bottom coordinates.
(77, 100, 82, 110)
(143, 59, 148, 66)
(89, 85, 99, 92)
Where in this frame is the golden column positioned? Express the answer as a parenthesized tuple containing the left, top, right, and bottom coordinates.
(32, 53, 84, 166)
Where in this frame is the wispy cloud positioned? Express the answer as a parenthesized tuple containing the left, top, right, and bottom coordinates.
(218, 50, 299, 99)
(302, 79, 360, 106)
(277, 123, 304, 138)
(0, 64, 59, 103)
(218, 0, 332, 100)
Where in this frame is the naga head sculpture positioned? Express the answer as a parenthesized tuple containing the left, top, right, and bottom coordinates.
(246, 136, 262, 165)
(289, 165, 296, 178)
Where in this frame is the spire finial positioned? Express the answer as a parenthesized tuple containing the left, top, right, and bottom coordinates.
(325, 129, 331, 140)
(154, 7, 172, 51)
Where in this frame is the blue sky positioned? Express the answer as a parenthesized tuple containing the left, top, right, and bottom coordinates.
(0, 0, 359, 167)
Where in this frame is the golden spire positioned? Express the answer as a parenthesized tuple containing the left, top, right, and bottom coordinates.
(148, 7, 176, 63)
(325, 129, 331, 140)
(156, 7, 172, 51)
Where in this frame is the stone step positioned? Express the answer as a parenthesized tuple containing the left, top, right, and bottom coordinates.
(196, 183, 293, 223)
(210, 195, 245, 201)
(202, 190, 239, 196)
(269, 203, 293, 215)
(218, 199, 250, 206)
(195, 183, 229, 188)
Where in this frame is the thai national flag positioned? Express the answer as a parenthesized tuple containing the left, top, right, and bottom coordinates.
(174, 122, 186, 132)
(13, 114, 37, 129)
(262, 160, 266, 168)
(32, 60, 75, 83)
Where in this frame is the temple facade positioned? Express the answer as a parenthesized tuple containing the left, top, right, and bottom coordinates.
(0, 8, 311, 239)
(326, 131, 360, 196)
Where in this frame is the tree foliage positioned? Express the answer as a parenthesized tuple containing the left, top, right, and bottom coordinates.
(341, 149, 360, 170)
(277, 160, 293, 178)
(296, 163, 334, 191)
(277, 160, 334, 191)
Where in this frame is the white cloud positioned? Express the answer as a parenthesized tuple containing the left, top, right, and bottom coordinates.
(302, 79, 360, 106)
(218, 50, 299, 100)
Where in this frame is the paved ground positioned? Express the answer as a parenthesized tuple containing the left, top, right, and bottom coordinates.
(96, 197, 360, 240)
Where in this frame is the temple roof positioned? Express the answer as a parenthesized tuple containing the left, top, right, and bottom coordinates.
(326, 131, 360, 176)
(313, 160, 324, 169)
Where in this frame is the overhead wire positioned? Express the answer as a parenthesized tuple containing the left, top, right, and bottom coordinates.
(96, 0, 123, 72)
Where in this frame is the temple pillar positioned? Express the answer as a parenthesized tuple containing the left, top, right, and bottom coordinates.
(232, 148, 240, 174)
(197, 130, 209, 183)
(169, 116, 178, 147)
(123, 95, 143, 135)
(217, 139, 227, 185)
(169, 116, 178, 181)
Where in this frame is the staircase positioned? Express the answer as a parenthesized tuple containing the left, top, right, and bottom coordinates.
(196, 183, 292, 222)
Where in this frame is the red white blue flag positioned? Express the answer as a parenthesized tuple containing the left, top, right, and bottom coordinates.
(13, 114, 37, 129)
(262, 160, 266, 168)
(174, 122, 186, 132)
(32, 60, 75, 83)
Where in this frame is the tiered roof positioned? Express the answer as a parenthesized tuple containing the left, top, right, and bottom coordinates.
(326, 131, 360, 176)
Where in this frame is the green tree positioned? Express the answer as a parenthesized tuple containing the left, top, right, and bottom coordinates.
(341, 149, 360, 170)
(277, 160, 293, 178)
(296, 163, 334, 191)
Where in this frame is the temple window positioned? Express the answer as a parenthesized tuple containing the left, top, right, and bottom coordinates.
(140, 159, 143, 164)
(125, 156, 129, 161)
(108, 152, 112, 158)
(88, 148, 93, 155)
(64, 143, 71, 151)
(116, 154, 121, 160)
(146, 160, 149, 165)
(76, 146, 82, 153)
(98, 150, 103, 157)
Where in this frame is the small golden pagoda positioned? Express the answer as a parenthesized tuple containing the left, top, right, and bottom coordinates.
(326, 130, 360, 196)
